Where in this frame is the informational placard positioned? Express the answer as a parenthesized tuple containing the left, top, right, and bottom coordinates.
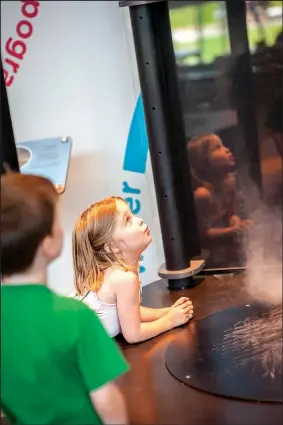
(17, 136, 72, 194)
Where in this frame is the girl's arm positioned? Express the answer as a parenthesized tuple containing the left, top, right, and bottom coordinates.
(205, 225, 241, 240)
(140, 306, 169, 322)
(195, 186, 241, 242)
(114, 271, 193, 343)
(226, 176, 253, 229)
(226, 175, 241, 226)
(140, 296, 191, 322)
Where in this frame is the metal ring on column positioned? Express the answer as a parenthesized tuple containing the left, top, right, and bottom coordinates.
(158, 259, 205, 280)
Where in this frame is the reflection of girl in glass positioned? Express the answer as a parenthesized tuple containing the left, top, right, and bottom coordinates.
(187, 134, 252, 267)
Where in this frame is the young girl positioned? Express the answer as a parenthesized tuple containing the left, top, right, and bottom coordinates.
(72, 197, 193, 343)
(187, 133, 253, 268)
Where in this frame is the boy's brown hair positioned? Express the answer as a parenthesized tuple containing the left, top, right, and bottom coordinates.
(1, 172, 58, 276)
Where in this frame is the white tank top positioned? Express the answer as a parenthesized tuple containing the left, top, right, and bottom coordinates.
(73, 291, 121, 338)
(71, 282, 142, 338)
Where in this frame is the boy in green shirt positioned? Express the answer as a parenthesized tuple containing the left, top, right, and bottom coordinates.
(1, 173, 129, 425)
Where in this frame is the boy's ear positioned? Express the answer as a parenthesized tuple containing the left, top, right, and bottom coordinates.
(41, 235, 54, 260)
(41, 233, 61, 261)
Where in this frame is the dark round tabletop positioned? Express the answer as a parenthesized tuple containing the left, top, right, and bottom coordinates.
(116, 274, 283, 425)
(165, 303, 282, 403)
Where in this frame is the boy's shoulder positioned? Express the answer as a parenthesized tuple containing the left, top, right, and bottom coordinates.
(51, 291, 101, 336)
(52, 290, 95, 319)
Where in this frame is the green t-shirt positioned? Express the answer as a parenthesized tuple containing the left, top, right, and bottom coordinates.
(1, 285, 128, 425)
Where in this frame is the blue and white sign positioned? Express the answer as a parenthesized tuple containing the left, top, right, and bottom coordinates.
(1, 0, 162, 295)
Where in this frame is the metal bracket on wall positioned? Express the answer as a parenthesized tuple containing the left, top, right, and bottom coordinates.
(119, 1, 165, 7)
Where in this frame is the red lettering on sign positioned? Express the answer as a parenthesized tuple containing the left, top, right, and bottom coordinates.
(3, 1, 40, 86)
(21, 1, 40, 19)
(5, 58, 20, 74)
(16, 20, 33, 39)
(3, 69, 14, 87)
(6, 38, 27, 60)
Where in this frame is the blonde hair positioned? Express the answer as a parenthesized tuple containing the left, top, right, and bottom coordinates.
(72, 196, 138, 295)
(187, 134, 217, 190)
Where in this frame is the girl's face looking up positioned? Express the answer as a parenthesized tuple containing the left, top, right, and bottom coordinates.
(208, 135, 235, 171)
(112, 200, 152, 260)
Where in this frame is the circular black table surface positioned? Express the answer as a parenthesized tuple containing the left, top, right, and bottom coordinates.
(165, 303, 282, 403)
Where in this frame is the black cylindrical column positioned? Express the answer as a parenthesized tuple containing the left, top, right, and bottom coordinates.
(226, 0, 262, 191)
(120, 1, 204, 289)
(1, 62, 19, 175)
